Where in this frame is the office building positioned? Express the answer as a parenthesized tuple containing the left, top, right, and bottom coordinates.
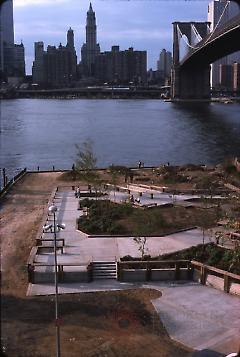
(0, 0, 15, 78)
(157, 49, 172, 80)
(219, 64, 233, 90)
(233, 62, 240, 91)
(208, 0, 240, 88)
(66, 27, 77, 79)
(14, 42, 25, 77)
(81, 3, 100, 77)
(32, 41, 45, 84)
(95, 46, 147, 84)
(32, 28, 77, 87)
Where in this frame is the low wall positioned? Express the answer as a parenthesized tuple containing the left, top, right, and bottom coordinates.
(30, 266, 90, 284)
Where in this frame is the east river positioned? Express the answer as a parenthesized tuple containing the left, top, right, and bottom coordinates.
(0, 98, 240, 179)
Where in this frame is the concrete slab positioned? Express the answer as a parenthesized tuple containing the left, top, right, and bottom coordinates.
(151, 283, 240, 355)
(27, 280, 240, 355)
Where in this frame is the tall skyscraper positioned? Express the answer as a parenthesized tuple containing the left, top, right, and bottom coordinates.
(0, 0, 15, 78)
(81, 3, 100, 77)
(208, 0, 240, 88)
(66, 27, 77, 79)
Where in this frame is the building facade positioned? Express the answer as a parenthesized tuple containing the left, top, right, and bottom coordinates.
(233, 62, 240, 91)
(32, 41, 45, 84)
(0, 0, 15, 79)
(14, 42, 25, 77)
(219, 64, 233, 90)
(208, 0, 240, 88)
(32, 28, 77, 87)
(95, 46, 147, 84)
(66, 27, 77, 79)
(157, 49, 172, 80)
(81, 3, 100, 77)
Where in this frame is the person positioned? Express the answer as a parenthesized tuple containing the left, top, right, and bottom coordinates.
(130, 194, 134, 203)
(76, 186, 80, 198)
(138, 160, 142, 169)
(75, 187, 78, 198)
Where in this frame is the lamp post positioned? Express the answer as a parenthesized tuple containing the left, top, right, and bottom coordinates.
(48, 205, 65, 357)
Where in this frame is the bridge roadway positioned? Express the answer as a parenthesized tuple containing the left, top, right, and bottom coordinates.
(181, 13, 240, 68)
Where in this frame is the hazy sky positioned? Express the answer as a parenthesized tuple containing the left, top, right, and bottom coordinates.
(13, 0, 209, 74)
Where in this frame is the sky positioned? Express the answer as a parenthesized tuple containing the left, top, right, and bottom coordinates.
(13, 0, 210, 74)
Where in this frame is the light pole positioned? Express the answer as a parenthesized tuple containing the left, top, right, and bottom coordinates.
(47, 205, 65, 357)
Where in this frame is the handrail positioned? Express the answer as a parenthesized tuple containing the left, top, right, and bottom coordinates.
(191, 260, 240, 281)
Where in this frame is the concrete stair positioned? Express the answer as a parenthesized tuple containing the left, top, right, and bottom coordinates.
(92, 261, 117, 280)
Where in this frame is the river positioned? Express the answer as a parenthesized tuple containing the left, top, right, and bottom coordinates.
(0, 98, 240, 179)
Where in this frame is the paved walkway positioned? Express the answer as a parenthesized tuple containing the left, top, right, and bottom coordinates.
(27, 280, 240, 356)
(35, 189, 212, 274)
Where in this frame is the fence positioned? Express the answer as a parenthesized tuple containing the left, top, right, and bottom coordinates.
(0, 168, 27, 198)
(191, 260, 240, 295)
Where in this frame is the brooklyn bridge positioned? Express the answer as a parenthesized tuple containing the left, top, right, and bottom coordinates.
(171, 0, 240, 99)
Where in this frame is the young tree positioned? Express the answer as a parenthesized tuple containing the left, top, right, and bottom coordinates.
(133, 237, 148, 260)
(75, 139, 99, 193)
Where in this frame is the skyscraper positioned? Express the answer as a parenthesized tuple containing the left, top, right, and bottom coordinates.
(66, 27, 77, 79)
(208, 0, 240, 88)
(0, 0, 15, 78)
(81, 3, 100, 77)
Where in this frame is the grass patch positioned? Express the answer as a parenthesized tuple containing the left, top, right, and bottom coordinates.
(77, 199, 219, 236)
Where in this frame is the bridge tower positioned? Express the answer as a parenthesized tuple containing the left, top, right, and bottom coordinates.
(171, 22, 211, 100)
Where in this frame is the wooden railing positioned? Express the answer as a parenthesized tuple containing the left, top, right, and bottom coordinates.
(191, 260, 240, 293)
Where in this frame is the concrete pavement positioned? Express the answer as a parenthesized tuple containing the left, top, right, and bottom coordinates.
(27, 280, 240, 356)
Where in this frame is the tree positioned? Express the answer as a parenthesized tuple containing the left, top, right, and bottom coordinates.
(75, 139, 99, 193)
(133, 237, 148, 260)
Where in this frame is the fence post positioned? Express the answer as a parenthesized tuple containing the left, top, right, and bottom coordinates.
(200, 265, 206, 285)
(224, 274, 230, 293)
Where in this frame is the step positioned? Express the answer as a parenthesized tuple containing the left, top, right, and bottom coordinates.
(92, 261, 117, 280)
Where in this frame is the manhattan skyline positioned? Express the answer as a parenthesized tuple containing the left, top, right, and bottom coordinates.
(12, 0, 208, 74)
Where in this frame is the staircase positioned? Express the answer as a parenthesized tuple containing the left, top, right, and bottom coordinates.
(92, 261, 117, 280)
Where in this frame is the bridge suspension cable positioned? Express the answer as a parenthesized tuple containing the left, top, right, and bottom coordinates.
(177, 0, 230, 51)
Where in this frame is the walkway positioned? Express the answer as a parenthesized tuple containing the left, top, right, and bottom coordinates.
(34, 188, 212, 275)
(27, 280, 240, 356)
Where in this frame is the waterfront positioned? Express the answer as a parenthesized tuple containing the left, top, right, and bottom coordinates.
(1, 99, 240, 178)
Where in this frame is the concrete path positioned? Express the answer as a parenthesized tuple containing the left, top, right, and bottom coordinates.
(151, 283, 240, 355)
(36, 189, 213, 275)
(27, 280, 240, 356)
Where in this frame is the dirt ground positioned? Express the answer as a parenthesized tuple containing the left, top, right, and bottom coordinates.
(1, 172, 193, 357)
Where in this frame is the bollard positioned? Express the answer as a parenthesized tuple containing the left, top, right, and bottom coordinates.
(139, 192, 142, 197)
(150, 193, 153, 199)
